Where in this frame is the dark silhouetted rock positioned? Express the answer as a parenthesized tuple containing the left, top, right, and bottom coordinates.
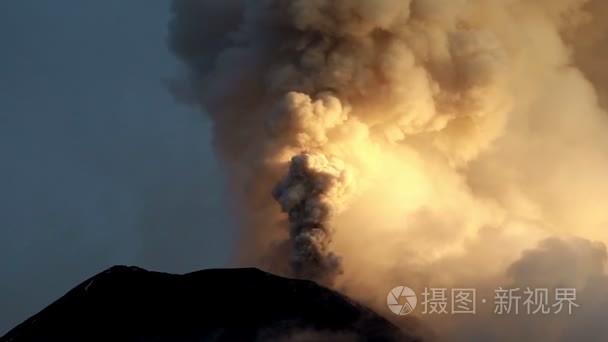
(1, 266, 420, 341)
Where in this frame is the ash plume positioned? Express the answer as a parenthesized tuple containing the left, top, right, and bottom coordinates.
(169, 0, 608, 340)
(272, 152, 350, 283)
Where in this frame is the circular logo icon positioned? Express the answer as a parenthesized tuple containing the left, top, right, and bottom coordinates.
(387, 286, 417, 315)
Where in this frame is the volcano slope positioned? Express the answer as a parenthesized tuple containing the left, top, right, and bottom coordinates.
(1, 266, 420, 341)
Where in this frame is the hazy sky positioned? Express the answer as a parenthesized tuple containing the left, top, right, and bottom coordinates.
(0, 0, 236, 333)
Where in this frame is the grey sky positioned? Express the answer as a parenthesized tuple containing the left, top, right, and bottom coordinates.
(0, 0, 235, 334)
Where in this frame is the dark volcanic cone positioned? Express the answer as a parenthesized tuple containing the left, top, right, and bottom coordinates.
(1, 266, 420, 341)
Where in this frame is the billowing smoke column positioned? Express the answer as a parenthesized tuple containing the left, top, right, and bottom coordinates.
(272, 152, 347, 282)
(168, 0, 511, 284)
(169, 0, 608, 340)
(269, 92, 353, 282)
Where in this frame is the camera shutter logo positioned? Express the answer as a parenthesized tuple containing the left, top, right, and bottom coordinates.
(387, 286, 417, 315)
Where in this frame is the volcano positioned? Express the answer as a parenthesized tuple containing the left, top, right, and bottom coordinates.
(1, 266, 420, 341)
